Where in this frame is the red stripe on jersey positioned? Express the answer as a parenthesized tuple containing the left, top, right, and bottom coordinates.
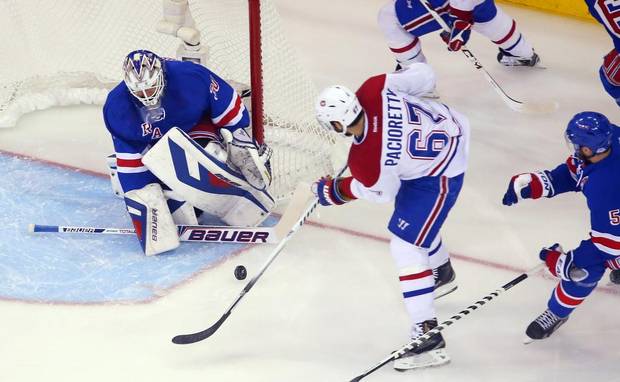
(390, 37, 419, 53)
(428, 137, 455, 176)
(216, 96, 242, 127)
(117, 157, 144, 168)
(592, 235, 620, 250)
(494, 20, 516, 44)
(415, 176, 448, 246)
(555, 284, 583, 307)
(348, 74, 386, 188)
(449, 6, 473, 22)
(399, 269, 433, 281)
(190, 119, 219, 135)
(404, 4, 449, 31)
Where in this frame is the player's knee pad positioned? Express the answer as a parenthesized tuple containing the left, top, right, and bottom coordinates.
(390, 235, 431, 270)
(600, 49, 620, 105)
(142, 127, 275, 227)
(378, 2, 425, 67)
(125, 183, 180, 256)
(106, 154, 124, 198)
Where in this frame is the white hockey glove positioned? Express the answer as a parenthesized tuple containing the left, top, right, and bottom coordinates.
(220, 128, 273, 190)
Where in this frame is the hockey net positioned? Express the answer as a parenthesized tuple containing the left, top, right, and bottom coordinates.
(0, 0, 338, 201)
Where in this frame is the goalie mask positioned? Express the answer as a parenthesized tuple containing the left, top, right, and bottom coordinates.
(123, 50, 165, 107)
(315, 85, 363, 136)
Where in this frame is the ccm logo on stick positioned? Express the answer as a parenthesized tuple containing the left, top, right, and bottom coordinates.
(185, 229, 271, 243)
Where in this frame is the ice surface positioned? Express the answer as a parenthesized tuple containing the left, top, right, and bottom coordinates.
(0, 1, 618, 382)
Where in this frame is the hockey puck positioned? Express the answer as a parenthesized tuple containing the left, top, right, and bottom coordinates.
(234, 265, 247, 280)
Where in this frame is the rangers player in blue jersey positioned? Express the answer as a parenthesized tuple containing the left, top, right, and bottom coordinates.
(585, 0, 620, 106)
(103, 50, 274, 256)
(378, 0, 540, 70)
(502, 111, 620, 341)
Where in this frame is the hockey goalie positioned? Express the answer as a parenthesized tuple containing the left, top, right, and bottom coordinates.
(102, 2, 275, 256)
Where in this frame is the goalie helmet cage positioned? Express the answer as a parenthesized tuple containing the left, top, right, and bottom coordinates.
(0, 0, 337, 201)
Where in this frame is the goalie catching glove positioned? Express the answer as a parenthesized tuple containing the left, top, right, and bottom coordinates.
(220, 127, 273, 191)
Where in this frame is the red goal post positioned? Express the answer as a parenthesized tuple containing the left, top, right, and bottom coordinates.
(0, 0, 339, 200)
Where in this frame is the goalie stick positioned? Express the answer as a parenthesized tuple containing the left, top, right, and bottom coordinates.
(349, 263, 546, 382)
(171, 166, 348, 345)
(420, 0, 558, 114)
(28, 184, 311, 245)
(29, 223, 278, 244)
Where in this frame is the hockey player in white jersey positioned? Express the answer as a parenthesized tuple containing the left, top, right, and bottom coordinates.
(378, 0, 539, 69)
(314, 63, 470, 370)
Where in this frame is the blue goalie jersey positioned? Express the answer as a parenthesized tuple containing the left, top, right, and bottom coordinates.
(103, 59, 250, 193)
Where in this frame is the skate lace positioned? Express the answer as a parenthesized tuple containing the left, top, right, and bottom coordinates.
(535, 310, 560, 330)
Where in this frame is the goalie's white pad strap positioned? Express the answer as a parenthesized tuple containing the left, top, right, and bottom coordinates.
(124, 183, 180, 256)
(142, 127, 275, 227)
(106, 154, 124, 198)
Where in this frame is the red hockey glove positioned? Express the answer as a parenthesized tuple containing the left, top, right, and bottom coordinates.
(440, 8, 472, 51)
(539, 244, 587, 282)
(312, 176, 351, 206)
(502, 171, 554, 206)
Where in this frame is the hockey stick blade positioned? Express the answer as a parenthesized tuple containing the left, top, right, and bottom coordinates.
(170, 169, 347, 345)
(483, 70, 559, 114)
(348, 263, 545, 381)
(172, 312, 230, 344)
(509, 99, 559, 115)
(420, 0, 558, 115)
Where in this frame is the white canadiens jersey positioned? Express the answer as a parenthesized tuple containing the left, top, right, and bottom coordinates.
(343, 63, 470, 203)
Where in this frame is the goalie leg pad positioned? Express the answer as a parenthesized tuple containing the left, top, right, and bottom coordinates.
(164, 189, 198, 225)
(142, 127, 275, 226)
(125, 183, 180, 256)
(107, 154, 124, 198)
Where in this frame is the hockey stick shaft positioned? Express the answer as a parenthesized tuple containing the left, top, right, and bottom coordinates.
(29, 223, 278, 244)
(171, 166, 348, 344)
(419, 0, 557, 114)
(349, 262, 546, 382)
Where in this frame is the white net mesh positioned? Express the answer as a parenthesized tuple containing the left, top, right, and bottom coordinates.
(0, 0, 337, 200)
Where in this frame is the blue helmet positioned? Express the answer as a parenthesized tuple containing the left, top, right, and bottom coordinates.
(565, 111, 613, 155)
(122, 50, 165, 107)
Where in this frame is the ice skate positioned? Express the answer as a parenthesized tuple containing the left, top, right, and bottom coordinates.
(497, 48, 540, 67)
(394, 319, 450, 371)
(433, 260, 457, 299)
(524, 309, 568, 344)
